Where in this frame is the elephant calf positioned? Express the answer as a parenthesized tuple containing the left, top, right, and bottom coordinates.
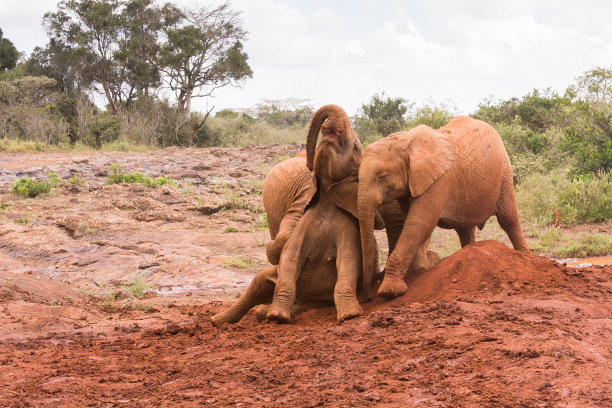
(212, 105, 377, 325)
(357, 116, 531, 299)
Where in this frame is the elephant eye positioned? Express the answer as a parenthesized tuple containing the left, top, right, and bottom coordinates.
(353, 143, 359, 152)
(378, 174, 387, 181)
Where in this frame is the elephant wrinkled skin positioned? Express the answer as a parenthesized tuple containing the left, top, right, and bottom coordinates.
(213, 105, 396, 325)
(357, 116, 531, 299)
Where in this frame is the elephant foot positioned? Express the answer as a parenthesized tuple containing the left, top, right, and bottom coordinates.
(254, 305, 270, 322)
(336, 300, 363, 322)
(358, 287, 374, 303)
(211, 309, 239, 326)
(427, 250, 441, 267)
(377, 278, 407, 299)
(266, 304, 292, 323)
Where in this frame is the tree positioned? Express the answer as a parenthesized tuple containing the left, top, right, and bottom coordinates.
(157, 2, 252, 114)
(42, 0, 174, 115)
(0, 28, 20, 72)
(575, 66, 612, 105)
(41, 0, 252, 122)
(253, 98, 313, 127)
(355, 92, 412, 138)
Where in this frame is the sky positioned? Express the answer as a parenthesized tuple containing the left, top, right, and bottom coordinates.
(1, 0, 612, 115)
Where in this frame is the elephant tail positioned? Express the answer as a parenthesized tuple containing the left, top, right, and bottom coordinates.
(306, 105, 349, 171)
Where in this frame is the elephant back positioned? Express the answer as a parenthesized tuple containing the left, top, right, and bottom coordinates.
(262, 153, 313, 239)
(439, 116, 511, 224)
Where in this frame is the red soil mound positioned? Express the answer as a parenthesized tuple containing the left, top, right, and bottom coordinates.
(363, 240, 585, 314)
(401, 240, 579, 302)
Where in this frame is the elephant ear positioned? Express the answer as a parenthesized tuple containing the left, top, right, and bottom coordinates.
(406, 127, 454, 197)
(328, 177, 385, 229)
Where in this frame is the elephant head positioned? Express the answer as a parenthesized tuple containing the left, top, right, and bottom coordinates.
(357, 125, 454, 292)
(306, 105, 363, 209)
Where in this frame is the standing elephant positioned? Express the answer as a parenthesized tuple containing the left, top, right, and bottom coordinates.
(212, 105, 389, 325)
(357, 116, 531, 299)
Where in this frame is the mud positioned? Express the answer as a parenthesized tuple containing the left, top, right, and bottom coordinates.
(0, 147, 611, 407)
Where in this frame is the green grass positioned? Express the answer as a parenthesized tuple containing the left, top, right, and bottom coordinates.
(77, 221, 96, 236)
(223, 256, 249, 269)
(516, 170, 612, 225)
(14, 217, 29, 224)
(99, 140, 152, 152)
(531, 228, 612, 257)
(0, 138, 93, 153)
(12, 172, 60, 197)
(223, 256, 265, 269)
(106, 163, 176, 188)
(68, 175, 85, 185)
(125, 275, 153, 298)
(378, 249, 389, 265)
(215, 185, 249, 210)
(428, 217, 612, 259)
(224, 226, 241, 233)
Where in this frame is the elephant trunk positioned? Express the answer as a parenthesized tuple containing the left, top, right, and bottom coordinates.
(306, 105, 347, 171)
(358, 187, 380, 295)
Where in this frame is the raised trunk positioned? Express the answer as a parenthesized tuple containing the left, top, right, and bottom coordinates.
(305, 105, 346, 170)
(357, 189, 379, 296)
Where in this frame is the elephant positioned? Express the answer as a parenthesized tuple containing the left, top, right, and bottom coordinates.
(211, 105, 441, 325)
(356, 116, 531, 299)
(212, 105, 377, 325)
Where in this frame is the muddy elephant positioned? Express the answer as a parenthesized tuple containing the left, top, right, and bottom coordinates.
(212, 105, 402, 325)
(357, 116, 531, 299)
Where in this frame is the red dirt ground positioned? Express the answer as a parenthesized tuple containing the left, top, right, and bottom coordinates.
(1, 241, 610, 407)
(0, 148, 611, 407)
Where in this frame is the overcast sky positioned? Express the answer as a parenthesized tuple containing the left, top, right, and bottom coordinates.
(2, 0, 612, 115)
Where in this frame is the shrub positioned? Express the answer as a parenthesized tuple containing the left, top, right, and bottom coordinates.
(106, 164, 176, 188)
(517, 169, 612, 225)
(87, 114, 121, 147)
(126, 275, 152, 298)
(533, 228, 612, 257)
(405, 103, 456, 130)
(12, 172, 60, 197)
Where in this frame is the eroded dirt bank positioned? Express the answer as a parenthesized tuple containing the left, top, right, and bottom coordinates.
(0, 148, 611, 407)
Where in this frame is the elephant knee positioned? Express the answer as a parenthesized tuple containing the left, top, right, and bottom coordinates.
(265, 240, 282, 265)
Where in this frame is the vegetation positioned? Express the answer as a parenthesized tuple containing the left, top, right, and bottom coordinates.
(125, 275, 152, 299)
(1, 0, 252, 148)
(0, 0, 610, 257)
(106, 164, 176, 187)
(12, 173, 60, 197)
(0, 29, 19, 72)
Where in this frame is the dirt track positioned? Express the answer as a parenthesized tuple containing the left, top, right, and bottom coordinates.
(0, 147, 611, 407)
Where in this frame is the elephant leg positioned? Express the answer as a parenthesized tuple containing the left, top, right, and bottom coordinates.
(496, 170, 531, 252)
(379, 190, 445, 299)
(427, 250, 441, 267)
(379, 200, 405, 254)
(408, 234, 433, 274)
(254, 304, 270, 322)
(266, 214, 300, 264)
(334, 226, 363, 321)
(456, 226, 475, 247)
(211, 266, 277, 325)
(267, 216, 310, 323)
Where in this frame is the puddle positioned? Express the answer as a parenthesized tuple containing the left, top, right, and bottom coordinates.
(560, 256, 612, 268)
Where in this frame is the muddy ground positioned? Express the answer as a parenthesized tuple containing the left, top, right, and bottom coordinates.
(0, 146, 610, 407)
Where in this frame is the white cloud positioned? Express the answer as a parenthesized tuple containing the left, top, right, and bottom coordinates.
(3, 0, 612, 116)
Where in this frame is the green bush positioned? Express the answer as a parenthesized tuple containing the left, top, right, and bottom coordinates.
(106, 164, 176, 188)
(517, 170, 612, 225)
(533, 228, 612, 257)
(87, 115, 121, 147)
(12, 172, 60, 197)
(405, 103, 455, 130)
